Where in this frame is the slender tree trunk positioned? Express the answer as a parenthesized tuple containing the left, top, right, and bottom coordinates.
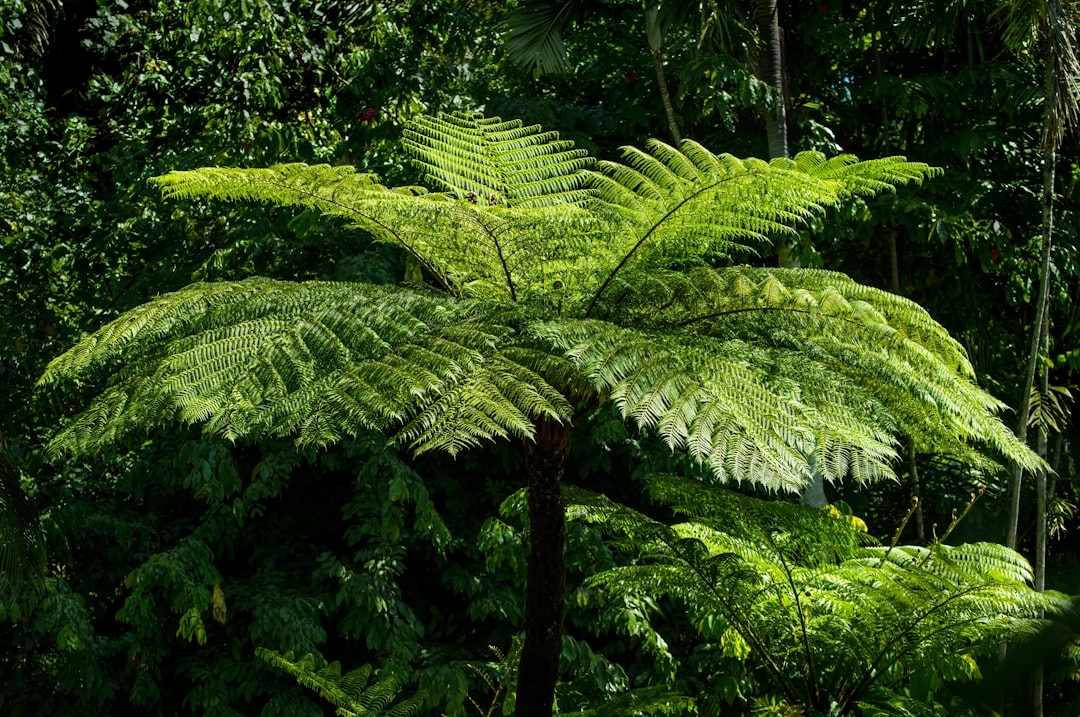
(754, 0, 787, 159)
(1002, 28, 1060, 716)
(515, 418, 570, 717)
(1033, 307, 1050, 717)
(644, 1, 681, 145)
(652, 48, 682, 145)
(1005, 38, 1058, 551)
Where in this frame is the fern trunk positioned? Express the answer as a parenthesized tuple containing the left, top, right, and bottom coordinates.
(515, 418, 570, 717)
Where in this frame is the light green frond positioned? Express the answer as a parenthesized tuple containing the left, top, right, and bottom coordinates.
(534, 320, 900, 491)
(41, 280, 570, 458)
(402, 112, 594, 208)
(786, 151, 941, 197)
(153, 120, 600, 302)
(152, 164, 461, 293)
(593, 265, 1042, 477)
(582, 142, 937, 313)
(255, 648, 422, 717)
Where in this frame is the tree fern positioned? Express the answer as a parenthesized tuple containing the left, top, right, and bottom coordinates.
(256, 648, 422, 717)
(567, 476, 1069, 714)
(38, 111, 1045, 717)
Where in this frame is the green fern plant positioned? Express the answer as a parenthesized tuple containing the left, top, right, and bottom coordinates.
(567, 476, 1069, 715)
(256, 648, 422, 717)
(38, 111, 1043, 717)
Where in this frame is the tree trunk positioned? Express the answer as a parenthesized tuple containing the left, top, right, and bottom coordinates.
(754, 0, 787, 159)
(1002, 24, 1059, 715)
(514, 418, 570, 717)
(652, 47, 682, 145)
(644, 1, 681, 145)
(1005, 35, 1058, 552)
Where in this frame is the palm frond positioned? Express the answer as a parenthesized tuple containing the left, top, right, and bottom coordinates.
(504, 0, 581, 76)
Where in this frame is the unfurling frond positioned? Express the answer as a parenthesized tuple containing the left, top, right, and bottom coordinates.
(40, 280, 571, 458)
(255, 648, 422, 717)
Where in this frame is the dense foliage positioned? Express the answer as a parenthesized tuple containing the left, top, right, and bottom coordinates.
(2, 0, 1079, 715)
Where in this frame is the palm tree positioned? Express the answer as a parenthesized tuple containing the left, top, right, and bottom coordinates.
(38, 112, 1041, 717)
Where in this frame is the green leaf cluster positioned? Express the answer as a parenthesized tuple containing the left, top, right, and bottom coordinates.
(568, 475, 1070, 714)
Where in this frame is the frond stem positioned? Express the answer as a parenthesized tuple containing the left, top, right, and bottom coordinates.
(475, 211, 518, 302)
(674, 305, 866, 329)
(764, 529, 823, 708)
(583, 172, 757, 318)
(247, 173, 457, 295)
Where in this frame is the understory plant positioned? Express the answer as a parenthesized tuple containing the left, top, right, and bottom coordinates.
(568, 476, 1068, 715)
(38, 112, 1043, 716)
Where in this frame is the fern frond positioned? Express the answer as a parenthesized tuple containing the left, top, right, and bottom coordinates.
(591, 265, 1042, 477)
(40, 280, 571, 457)
(403, 112, 594, 208)
(255, 648, 422, 717)
(569, 478, 1062, 713)
(786, 151, 941, 197)
(535, 319, 899, 490)
(583, 142, 938, 312)
(154, 131, 597, 303)
(540, 321, 851, 490)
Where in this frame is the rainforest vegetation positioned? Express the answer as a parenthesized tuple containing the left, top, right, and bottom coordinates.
(2, 1, 1080, 715)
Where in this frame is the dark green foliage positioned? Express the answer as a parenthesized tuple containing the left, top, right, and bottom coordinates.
(32, 110, 1047, 715)
(0, 433, 45, 607)
(4, 1, 1079, 713)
